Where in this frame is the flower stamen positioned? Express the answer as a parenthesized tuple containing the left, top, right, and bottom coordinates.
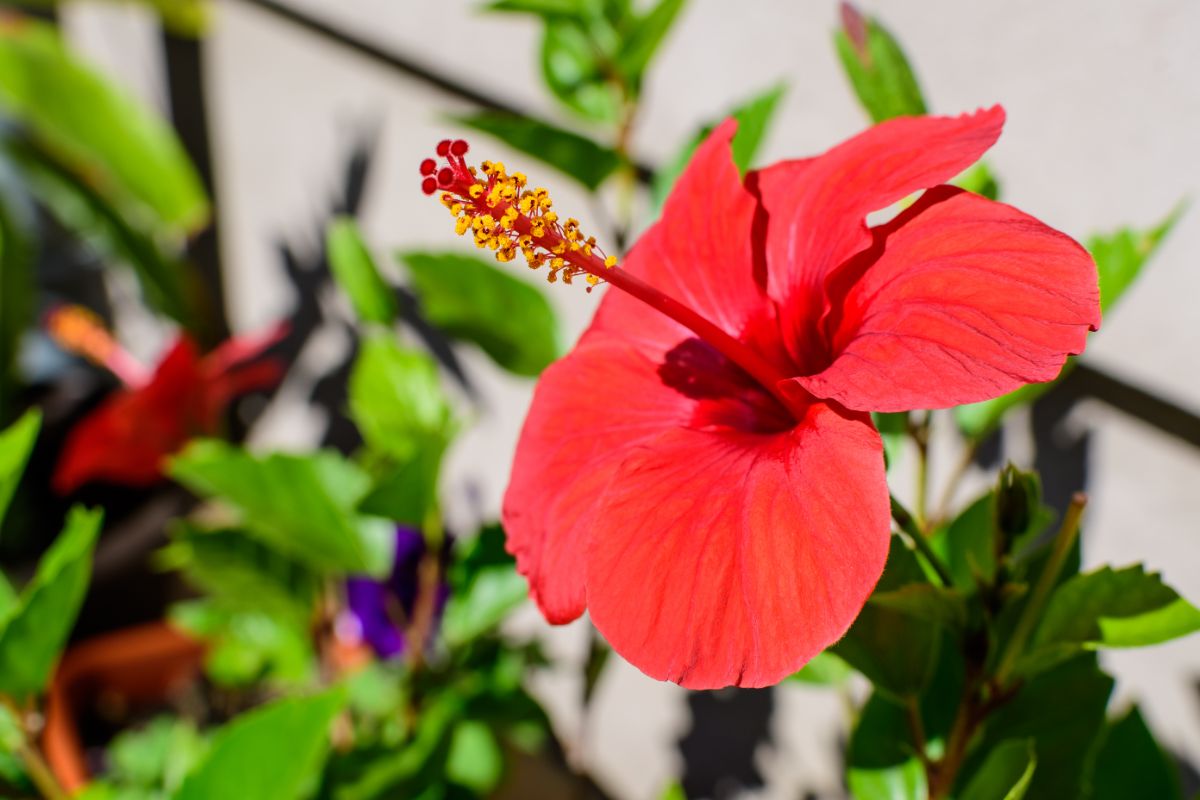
(420, 139, 618, 292)
(44, 305, 149, 387)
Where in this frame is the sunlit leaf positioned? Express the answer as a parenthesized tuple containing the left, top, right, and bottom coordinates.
(0, 21, 208, 232)
(0, 408, 39, 525)
(443, 524, 528, 646)
(834, 3, 927, 123)
(349, 332, 454, 458)
(614, 0, 686, 88)
(787, 650, 853, 685)
(0, 505, 102, 699)
(170, 441, 393, 577)
(397, 251, 561, 377)
(327, 217, 398, 326)
(446, 720, 503, 793)
(958, 739, 1035, 800)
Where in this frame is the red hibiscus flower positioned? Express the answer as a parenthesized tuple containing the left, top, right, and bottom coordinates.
(422, 106, 1099, 688)
(50, 307, 286, 494)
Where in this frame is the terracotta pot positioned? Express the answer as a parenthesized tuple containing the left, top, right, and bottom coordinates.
(41, 621, 206, 793)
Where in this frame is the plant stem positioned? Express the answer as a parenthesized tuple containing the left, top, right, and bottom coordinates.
(1, 697, 67, 800)
(406, 505, 445, 673)
(890, 495, 953, 588)
(993, 492, 1087, 685)
(934, 438, 979, 525)
(911, 411, 932, 529)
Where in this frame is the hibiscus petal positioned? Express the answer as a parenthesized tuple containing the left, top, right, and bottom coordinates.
(750, 106, 1005, 368)
(791, 186, 1100, 412)
(502, 337, 694, 623)
(594, 118, 770, 354)
(585, 402, 890, 689)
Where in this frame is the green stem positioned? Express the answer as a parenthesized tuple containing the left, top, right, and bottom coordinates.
(993, 492, 1087, 685)
(890, 496, 953, 588)
(1, 697, 67, 800)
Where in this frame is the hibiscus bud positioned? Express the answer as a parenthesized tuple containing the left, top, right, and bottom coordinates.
(994, 464, 1040, 557)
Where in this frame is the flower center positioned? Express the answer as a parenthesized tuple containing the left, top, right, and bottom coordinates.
(420, 141, 804, 419)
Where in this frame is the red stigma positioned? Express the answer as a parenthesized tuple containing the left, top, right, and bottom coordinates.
(450, 139, 469, 156)
(421, 176, 438, 195)
(436, 139, 452, 157)
(419, 158, 437, 176)
(437, 167, 454, 187)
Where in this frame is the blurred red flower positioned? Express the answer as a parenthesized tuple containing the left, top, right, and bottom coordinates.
(51, 310, 285, 493)
(501, 107, 1100, 688)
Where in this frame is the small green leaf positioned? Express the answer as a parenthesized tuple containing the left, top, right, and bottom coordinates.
(327, 217, 398, 326)
(614, 0, 686, 88)
(0, 21, 208, 231)
(397, 251, 561, 377)
(1091, 202, 1185, 313)
(1018, 565, 1200, 675)
(170, 441, 391, 576)
(0, 409, 39, 526)
(1089, 706, 1182, 800)
(651, 82, 787, 212)
(959, 739, 1036, 800)
(540, 19, 621, 123)
(445, 720, 503, 793)
(158, 522, 322, 629)
(349, 333, 454, 459)
(953, 162, 1001, 201)
(106, 716, 209, 795)
(453, 111, 621, 190)
(0, 505, 103, 699)
(657, 783, 687, 800)
(787, 650, 853, 685)
(170, 600, 314, 688)
(175, 690, 345, 800)
(485, 0, 589, 17)
(442, 524, 528, 646)
(834, 4, 927, 123)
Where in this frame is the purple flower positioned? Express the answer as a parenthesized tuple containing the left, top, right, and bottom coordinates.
(340, 526, 450, 659)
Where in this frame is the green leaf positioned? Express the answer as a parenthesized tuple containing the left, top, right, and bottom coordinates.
(485, 0, 589, 17)
(442, 524, 528, 646)
(846, 692, 927, 800)
(959, 739, 1036, 800)
(614, 0, 686, 88)
(175, 690, 344, 800)
(953, 161, 1001, 201)
(169, 441, 392, 577)
(834, 5, 927, 123)
(158, 522, 321, 629)
(0, 505, 102, 699)
(651, 82, 786, 212)
(834, 536, 939, 699)
(397, 251, 561, 377)
(540, 19, 622, 123)
(965, 655, 1112, 800)
(452, 111, 621, 190)
(954, 204, 1182, 439)
(106, 716, 209, 795)
(1091, 202, 1185, 313)
(1018, 565, 1200, 675)
(359, 447, 446, 527)
(0, 409, 39, 526)
(7, 139, 190, 324)
(787, 650, 853, 685)
(170, 600, 314, 688)
(1089, 706, 1182, 800)
(870, 583, 967, 631)
(0, 21, 208, 232)
(327, 217, 398, 326)
(445, 720, 503, 794)
(349, 332, 454, 458)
